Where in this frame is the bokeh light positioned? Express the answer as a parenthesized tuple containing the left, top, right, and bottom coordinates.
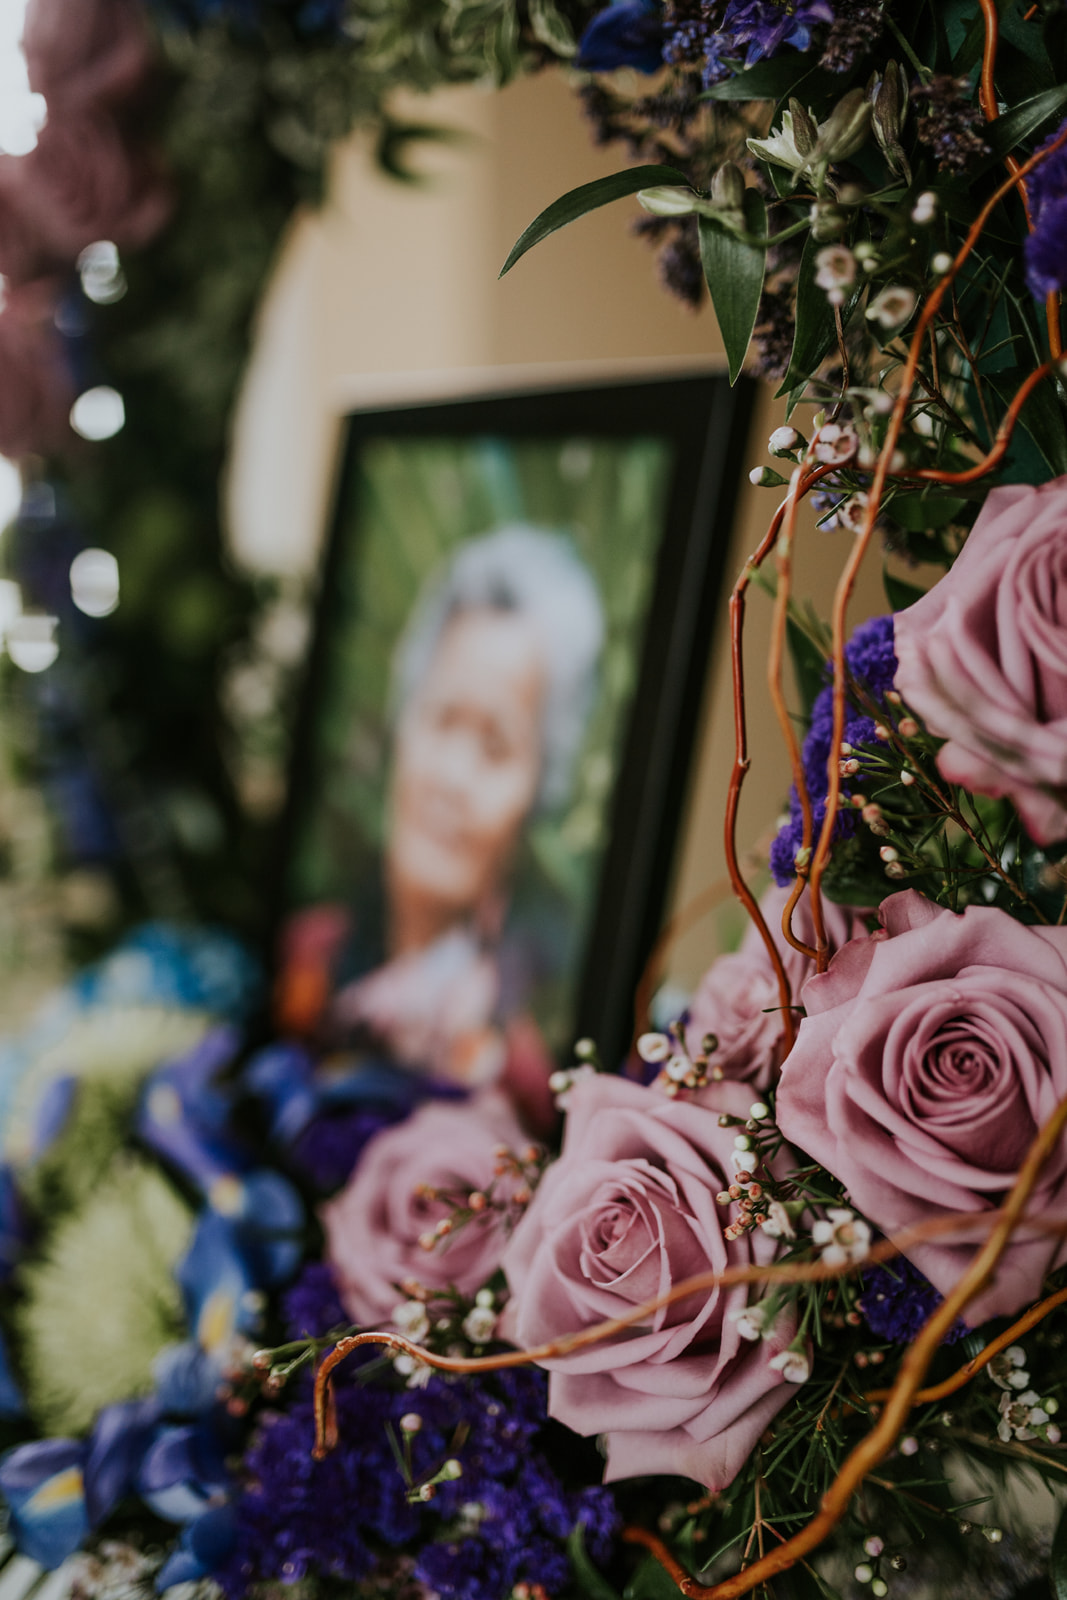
(70, 547, 120, 617)
(70, 387, 126, 442)
(0, 454, 21, 530)
(78, 242, 128, 307)
(6, 613, 58, 673)
(0, 0, 45, 157)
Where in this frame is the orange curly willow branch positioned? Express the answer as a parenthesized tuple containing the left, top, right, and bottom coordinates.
(304, 14, 1067, 1594)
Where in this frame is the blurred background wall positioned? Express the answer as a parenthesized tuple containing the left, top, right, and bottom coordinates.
(226, 66, 884, 992)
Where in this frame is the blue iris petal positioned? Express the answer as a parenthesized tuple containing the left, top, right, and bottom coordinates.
(178, 1212, 258, 1351)
(0, 1440, 89, 1568)
(153, 1342, 225, 1418)
(84, 1398, 161, 1527)
(0, 1327, 24, 1418)
(138, 1424, 229, 1525)
(155, 1505, 237, 1589)
(0, 1165, 25, 1283)
(138, 1027, 248, 1198)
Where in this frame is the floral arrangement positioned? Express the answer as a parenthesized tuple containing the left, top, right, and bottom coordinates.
(5, 1, 1067, 1599)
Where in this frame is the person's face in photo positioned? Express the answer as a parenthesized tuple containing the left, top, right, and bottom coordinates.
(386, 606, 546, 946)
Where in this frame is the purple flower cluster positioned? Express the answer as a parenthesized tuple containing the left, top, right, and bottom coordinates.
(216, 1365, 619, 1600)
(290, 1107, 399, 1194)
(282, 1262, 349, 1340)
(1025, 118, 1067, 298)
(770, 614, 896, 885)
(664, 0, 834, 86)
(860, 1256, 966, 1345)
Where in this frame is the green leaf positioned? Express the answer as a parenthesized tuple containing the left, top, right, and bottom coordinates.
(883, 570, 926, 613)
(787, 615, 828, 720)
(624, 1555, 692, 1600)
(702, 55, 832, 102)
(886, 491, 967, 532)
(375, 120, 473, 184)
(775, 227, 864, 399)
(526, 0, 576, 57)
(698, 189, 767, 384)
(987, 367, 1067, 478)
(984, 84, 1067, 161)
(500, 164, 691, 276)
(568, 1524, 624, 1600)
(1051, 1502, 1067, 1600)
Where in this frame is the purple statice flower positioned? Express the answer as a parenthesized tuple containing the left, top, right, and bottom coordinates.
(282, 1262, 348, 1341)
(1025, 117, 1067, 220)
(1025, 123, 1067, 298)
(861, 1256, 966, 1344)
(1025, 202, 1067, 297)
(215, 1366, 619, 1600)
(770, 613, 896, 885)
(290, 1106, 399, 1194)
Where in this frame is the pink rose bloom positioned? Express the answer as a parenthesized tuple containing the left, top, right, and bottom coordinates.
(894, 478, 1067, 844)
(499, 1075, 796, 1489)
(0, 278, 74, 458)
(23, 0, 155, 110)
(321, 1093, 528, 1326)
(777, 890, 1067, 1326)
(685, 886, 869, 1087)
(0, 112, 171, 283)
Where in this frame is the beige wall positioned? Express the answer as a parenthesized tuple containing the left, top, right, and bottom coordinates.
(226, 66, 884, 995)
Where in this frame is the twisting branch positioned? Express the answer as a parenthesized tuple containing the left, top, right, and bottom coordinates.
(805, 121, 1067, 961)
(767, 463, 823, 961)
(305, 1203, 1067, 1459)
(976, 0, 1062, 358)
(904, 359, 1057, 483)
(616, 1093, 1067, 1598)
(865, 1283, 1067, 1408)
(724, 463, 837, 1020)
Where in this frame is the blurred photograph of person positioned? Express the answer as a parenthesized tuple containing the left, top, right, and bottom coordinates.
(277, 524, 604, 1118)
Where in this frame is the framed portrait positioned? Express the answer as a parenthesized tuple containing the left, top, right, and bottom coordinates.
(273, 367, 754, 1105)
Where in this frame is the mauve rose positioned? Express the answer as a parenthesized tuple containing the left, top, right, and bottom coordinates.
(0, 279, 74, 458)
(499, 1075, 795, 1489)
(23, 0, 155, 110)
(0, 112, 171, 283)
(685, 886, 870, 1088)
(894, 478, 1067, 844)
(777, 890, 1067, 1326)
(321, 1094, 528, 1326)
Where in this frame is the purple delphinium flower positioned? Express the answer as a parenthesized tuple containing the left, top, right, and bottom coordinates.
(861, 1257, 966, 1344)
(215, 1366, 619, 1600)
(703, 0, 834, 83)
(770, 613, 897, 885)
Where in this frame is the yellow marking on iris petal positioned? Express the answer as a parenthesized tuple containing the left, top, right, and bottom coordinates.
(27, 1467, 84, 1511)
(199, 1286, 236, 1352)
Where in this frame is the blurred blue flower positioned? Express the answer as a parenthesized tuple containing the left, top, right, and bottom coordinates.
(138, 1422, 230, 1525)
(138, 1026, 249, 1198)
(0, 1440, 89, 1568)
(156, 1504, 238, 1589)
(83, 1398, 161, 1527)
(576, 0, 665, 73)
(0, 1164, 25, 1282)
(79, 924, 259, 1016)
(0, 1328, 25, 1418)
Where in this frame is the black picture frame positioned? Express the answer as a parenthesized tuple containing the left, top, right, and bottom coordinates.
(274, 367, 755, 1074)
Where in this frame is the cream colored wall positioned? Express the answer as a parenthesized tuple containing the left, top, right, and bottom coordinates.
(226, 66, 884, 996)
